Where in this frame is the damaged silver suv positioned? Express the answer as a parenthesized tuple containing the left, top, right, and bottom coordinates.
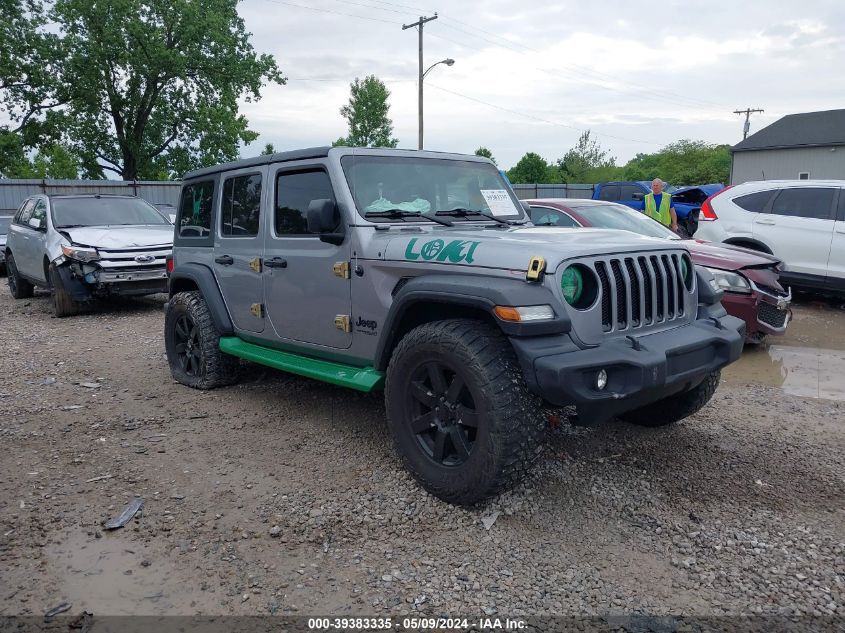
(5, 194, 173, 316)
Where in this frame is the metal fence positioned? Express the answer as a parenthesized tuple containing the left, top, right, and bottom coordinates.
(0, 178, 596, 216)
(0, 179, 182, 215)
(510, 183, 594, 200)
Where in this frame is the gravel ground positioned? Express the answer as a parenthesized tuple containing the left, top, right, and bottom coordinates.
(0, 289, 843, 622)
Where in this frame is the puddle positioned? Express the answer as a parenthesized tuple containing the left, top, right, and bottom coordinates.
(724, 344, 845, 402)
(47, 529, 211, 615)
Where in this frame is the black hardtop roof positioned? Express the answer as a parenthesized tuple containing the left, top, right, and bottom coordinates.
(181, 146, 492, 181)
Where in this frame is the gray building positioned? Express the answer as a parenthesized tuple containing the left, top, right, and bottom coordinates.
(730, 109, 845, 184)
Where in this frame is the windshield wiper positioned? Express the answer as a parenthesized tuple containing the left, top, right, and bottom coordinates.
(364, 209, 453, 227)
(435, 208, 512, 225)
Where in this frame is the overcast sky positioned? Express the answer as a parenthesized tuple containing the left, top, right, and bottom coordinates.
(235, 0, 845, 168)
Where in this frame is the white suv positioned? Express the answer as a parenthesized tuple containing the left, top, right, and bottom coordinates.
(695, 180, 845, 294)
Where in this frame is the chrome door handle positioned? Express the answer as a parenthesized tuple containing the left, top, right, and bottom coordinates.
(756, 219, 776, 225)
(264, 257, 287, 269)
(214, 255, 234, 265)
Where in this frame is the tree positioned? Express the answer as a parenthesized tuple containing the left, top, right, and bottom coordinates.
(555, 130, 617, 183)
(336, 75, 398, 148)
(261, 143, 275, 155)
(0, 130, 80, 178)
(623, 140, 730, 184)
(506, 152, 553, 184)
(474, 147, 496, 164)
(50, 0, 284, 180)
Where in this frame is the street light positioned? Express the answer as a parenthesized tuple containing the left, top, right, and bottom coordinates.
(417, 58, 455, 150)
(423, 57, 455, 79)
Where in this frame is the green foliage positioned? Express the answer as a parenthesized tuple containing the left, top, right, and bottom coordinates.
(624, 140, 730, 185)
(0, 0, 62, 143)
(474, 147, 496, 164)
(260, 143, 275, 155)
(48, 0, 284, 180)
(337, 75, 398, 148)
(555, 130, 617, 183)
(0, 130, 80, 178)
(507, 152, 553, 184)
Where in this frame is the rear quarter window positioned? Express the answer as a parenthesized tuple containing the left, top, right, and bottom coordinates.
(177, 180, 215, 239)
(733, 190, 775, 213)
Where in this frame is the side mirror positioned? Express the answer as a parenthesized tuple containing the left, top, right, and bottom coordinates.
(632, 192, 645, 201)
(307, 199, 344, 245)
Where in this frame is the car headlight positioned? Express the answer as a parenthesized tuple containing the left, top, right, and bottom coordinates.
(561, 266, 583, 305)
(62, 245, 100, 262)
(704, 267, 750, 294)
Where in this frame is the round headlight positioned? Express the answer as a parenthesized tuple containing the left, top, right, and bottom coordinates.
(561, 266, 583, 306)
(680, 255, 695, 290)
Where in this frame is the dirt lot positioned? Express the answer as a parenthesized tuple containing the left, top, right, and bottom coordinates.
(0, 288, 843, 622)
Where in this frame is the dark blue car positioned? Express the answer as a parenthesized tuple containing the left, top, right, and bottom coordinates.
(592, 181, 724, 236)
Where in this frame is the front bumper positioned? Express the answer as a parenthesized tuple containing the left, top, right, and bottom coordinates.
(58, 262, 168, 299)
(722, 286, 790, 342)
(511, 311, 745, 422)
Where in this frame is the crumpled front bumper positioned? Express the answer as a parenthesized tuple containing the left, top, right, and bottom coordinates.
(510, 310, 745, 422)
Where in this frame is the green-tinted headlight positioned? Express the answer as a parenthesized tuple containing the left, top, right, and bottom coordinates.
(680, 256, 693, 289)
(561, 266, 583, 305)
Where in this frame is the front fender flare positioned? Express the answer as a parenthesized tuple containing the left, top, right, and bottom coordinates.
(374, 274, 571, 371)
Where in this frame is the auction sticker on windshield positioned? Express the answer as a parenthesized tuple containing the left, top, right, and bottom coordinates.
(480, 189, 517, 216)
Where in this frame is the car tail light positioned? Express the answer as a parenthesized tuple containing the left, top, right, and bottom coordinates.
(700, 185, 734, 221)
(166, 255, 174, 275)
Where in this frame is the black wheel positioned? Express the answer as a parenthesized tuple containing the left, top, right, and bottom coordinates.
(385, 319, 545, 505)
(6, 252, 34, 299)
(165, 290, 238, 389)
(619, 371, 721, 427)
(48, 264, 82, 317)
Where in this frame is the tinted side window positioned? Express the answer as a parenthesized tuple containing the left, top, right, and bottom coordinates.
(275, 170, 335, 235)
(30, 199, 47, 227)
(733, 190, 775, 213)
(16, 199, 35, 224)
(598, 185, 620, 201)
(221, 174, 262, 237)
(618, 185, 641, 201)
(178, 180, 215, 238)
(839, 189, 845, 222)
(770, 188, 834, 220)
(529, 206, 579, 227)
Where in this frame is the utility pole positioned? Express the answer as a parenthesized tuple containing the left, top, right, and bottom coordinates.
(403, 13, 438, 150)
(734, 108, 764, 140)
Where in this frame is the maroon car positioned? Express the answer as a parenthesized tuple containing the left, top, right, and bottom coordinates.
(526, 199, 792, 344)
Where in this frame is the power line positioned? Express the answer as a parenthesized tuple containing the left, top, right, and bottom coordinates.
(260, 0, 402, 25)
(426, 82, 659, 146)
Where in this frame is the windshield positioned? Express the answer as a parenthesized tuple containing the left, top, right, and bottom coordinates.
(52, 197, 169, 228)
(341, 155, 523, 221)
(0, 216, 11, 235)
(569, 203, 680, 240)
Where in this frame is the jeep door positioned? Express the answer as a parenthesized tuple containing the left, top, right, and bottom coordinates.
(262, 161, 352, 349)
(213, 168, 266, 333)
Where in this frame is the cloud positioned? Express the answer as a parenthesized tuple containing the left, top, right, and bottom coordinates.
(234, 0, 844, 167)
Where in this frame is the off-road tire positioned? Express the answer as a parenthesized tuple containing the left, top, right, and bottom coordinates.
(6, 252, 34, 299)
(385, 319, 545, 505)
(165, 290, 238, 389)
(619, 371, 721, 427)
(48, 264, 82, 317)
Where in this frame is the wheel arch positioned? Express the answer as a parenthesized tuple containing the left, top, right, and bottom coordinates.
(723, 237, 773, 254)
(168, 262, 234, 336)
(373, 274, 571, 371)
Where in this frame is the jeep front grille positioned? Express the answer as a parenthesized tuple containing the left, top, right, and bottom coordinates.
(595, 253, 688, 332)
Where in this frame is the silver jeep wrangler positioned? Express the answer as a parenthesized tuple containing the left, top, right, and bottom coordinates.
(165, 147, 744, 505)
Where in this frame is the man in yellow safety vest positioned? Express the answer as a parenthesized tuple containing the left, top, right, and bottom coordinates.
(643, 178, 678, 232)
